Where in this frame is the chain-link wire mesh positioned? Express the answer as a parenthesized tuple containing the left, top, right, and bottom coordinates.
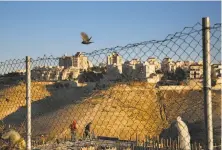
(0, 20, 221, 150)
(0, 58, 27, 149)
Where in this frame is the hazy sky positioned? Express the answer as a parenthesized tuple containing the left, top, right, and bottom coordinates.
(0, 1, 221, 61)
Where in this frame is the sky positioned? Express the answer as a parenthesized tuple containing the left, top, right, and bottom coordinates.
(0, 1, 221, 62)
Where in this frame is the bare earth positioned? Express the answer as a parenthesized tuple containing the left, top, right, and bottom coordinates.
(0, 81, 221, 146)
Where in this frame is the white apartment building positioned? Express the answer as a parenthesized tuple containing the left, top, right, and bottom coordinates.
(107, 52, 123, 74)
(59, 52, 92, 71)
(107, 52, 123, 66)
(143, 61, 156, 78)
(122, 58, 157, 81)
(189, 64, 203, 79)
(146, 57, 161, 71)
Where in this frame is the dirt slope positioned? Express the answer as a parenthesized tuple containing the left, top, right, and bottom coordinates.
(0, 81, 221, 144)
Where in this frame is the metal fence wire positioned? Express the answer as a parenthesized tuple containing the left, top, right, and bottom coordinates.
(0, 17, 221, 150)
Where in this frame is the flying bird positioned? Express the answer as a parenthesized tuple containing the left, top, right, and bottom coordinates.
(81, 32, 93, 44)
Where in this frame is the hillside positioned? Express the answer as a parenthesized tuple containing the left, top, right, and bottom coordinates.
(0, 81, 221, 144)
(0, 82, 51, 120)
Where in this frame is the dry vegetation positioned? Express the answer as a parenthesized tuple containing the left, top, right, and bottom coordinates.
(0, 81, 221, 144)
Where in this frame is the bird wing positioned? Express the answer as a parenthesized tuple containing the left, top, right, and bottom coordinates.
(81, 32, 90, 41)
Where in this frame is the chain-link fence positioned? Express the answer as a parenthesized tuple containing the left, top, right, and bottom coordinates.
(0, 17, 221, 150)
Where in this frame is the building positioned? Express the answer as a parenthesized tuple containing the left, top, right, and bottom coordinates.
(128, 59, 141, 66)
(15, 69, 26, 75)
(61, 67, 80, 80)
(146, 57, 161, 71)
(32, 52, 92, 81)
(59, 56, 73, 69)
(59, 52, 92, 71)
(106, 52, 123, 78)
(122, 58, 157, 81)
(212, 64, 222, 78)
(189, 64, 203, 79)
(143, 61, 156, 78)
(31, 66, 80, 81)
(122, 61, 134, 79)
(198, 61, 203, 65)
(175, 61, 184, 68)
(73, 52, 92, 71)
(122, 59, 142, 79)
(129, 59, 142, 78)
(182, 61, 194, 71)
(161, 57, 176, 73)
(32, 66, 64, 81)
(107, 52, 123, 66)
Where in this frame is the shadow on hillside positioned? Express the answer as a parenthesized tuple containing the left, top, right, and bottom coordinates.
(0, 75, 25, 90)
(2, 83, 95, 127)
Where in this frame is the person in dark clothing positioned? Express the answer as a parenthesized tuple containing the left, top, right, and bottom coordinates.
(84, 122, 92, 139)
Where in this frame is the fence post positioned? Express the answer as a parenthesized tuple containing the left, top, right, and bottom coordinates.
(26, 56, 32, 150)
(202, 17, 213, 150)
